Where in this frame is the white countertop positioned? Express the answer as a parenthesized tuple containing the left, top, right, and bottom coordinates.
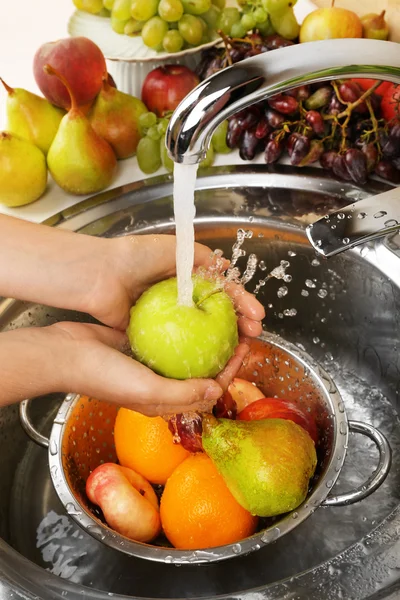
(1, 0, 316, 223)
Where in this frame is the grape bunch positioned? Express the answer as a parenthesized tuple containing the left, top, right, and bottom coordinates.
(197, 38, 400, 185)
(73, 0, 300, 53)
(137, 111, 215, 174)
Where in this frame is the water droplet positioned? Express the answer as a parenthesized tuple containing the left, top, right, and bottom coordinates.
(342, 237, 350, 245)
(258, 232, 264, 238)
(325, 352, 333, 361)
(164, 556, 173, 564)
(317, 289, 328, 298)
(331, 224, 337, 229)
(283, 308, 297, 317)
(283, 274, 292, 282)
(315, 239, 322, 247)
(49, 440, 58, 456)
(288, 250, 297, 257)
(248, 216, 254, 222)
(277, 286, 288, 298)
(301, 289, 309, 297)
(232, 543, 242, 554)
(338, 401, 345, 413)
(305, 279, 316, 289)
(313, 337, 320, 344)
(50, 465, 58, 478)
(267, 303, 273, 309)
(66, 502, 82, 516)
(326, 479, 334, 488)
(261, 527, 281, 544)
(374, 210, 387, 219)
(384, 218, 399, 227)
(311, 258, 320, 267)
(358, 212, 367, 219)
(360, 246, 369, 258)
(292, 512, 299, 519)
(259, 260, 267, 271)
(339, 421, 347, 435)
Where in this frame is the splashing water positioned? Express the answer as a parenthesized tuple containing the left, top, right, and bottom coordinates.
(253, 260, 291, 295)
(173, 164, 198, 306)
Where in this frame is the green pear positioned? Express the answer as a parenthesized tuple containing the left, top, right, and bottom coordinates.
(1, 78, 64, 155)
(89, 78, 148, 159)
(202, 415, 317, 517)
(0, 132, 47, 207)
(45, 65, 117, 195)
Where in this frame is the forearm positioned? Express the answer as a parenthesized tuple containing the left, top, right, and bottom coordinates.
(0, 326, 69, 406)
(0, 214, 111, 315)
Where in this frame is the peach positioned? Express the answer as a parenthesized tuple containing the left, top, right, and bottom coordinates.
(228, 378, 265, 413)
(86, 463, 161, 543)
(33, 37, 106, 109)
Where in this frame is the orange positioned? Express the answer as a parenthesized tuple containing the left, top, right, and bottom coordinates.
(160, 454, 258, 549)
(114, 408, 189, 485)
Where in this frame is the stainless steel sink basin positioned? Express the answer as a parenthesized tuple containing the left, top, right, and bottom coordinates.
(1, 164, 400, 599)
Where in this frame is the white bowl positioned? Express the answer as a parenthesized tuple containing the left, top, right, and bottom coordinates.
(68, 10, 220, 97)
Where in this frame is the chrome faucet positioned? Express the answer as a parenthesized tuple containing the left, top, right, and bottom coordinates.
(166, 38, 400, 257)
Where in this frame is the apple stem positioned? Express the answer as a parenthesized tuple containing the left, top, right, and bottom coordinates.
(0, 78, 14, 95)
(331, 0, 335, 7)
(43, 64, 79, 113)
(195, 287, 224, 308)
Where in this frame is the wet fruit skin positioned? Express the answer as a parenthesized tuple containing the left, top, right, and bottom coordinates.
(160, 453, 258, 549)
(238, 397, 318, 445)
(114, 408, 189, 484)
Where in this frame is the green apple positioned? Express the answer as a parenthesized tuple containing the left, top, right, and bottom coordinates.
(127, 275, 238, 379)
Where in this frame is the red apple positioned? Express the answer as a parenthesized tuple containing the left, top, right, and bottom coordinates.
(141, 65, 200, 117)
(86, 463, 161, 542)
(238, 397, 318, 445)
(33, 37, 107, 109)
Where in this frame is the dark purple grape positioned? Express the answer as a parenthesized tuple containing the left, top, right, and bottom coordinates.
(360, 142, 378, 173)
(226, 118, 243, 149)
(255, 117, 270, 139)
(374, 160, 400, 184)
(265, 137, 284, 163)
(320, 150, 338, 170)
(304, 86, 332, 110)
(239, 128, 262, 160)
(344, 148, 368, 184)
(265, 108, 285, 129)
(328, 94, 345, 116)
(263, 34, 294, 50)
(268, 93, 299, 115)
(286, 85, 310, 101)
(236, 107, 261, 131)
(290, 135, 311, 166)
(305, 110, 325, 135)
(287, 132, 302, 157)
(332, 154, 352, 181)
(378, 130, 400, 159)
(339, 81, 368, 114)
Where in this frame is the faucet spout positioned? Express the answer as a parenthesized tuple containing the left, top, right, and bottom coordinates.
(166, 38, 400, 165)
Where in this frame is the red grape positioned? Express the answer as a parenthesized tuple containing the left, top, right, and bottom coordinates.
(239, 128, 261, 160)
(168, 413, 203, 453)
(268, 93, 299, 115)
(344, 148, 368, 184)
(320, 150, 338, 170)
(375, 160, 400, 184)
(305, 110, 325, 135)
(255, 117, 270, 139)
(264, 136, 284, 163)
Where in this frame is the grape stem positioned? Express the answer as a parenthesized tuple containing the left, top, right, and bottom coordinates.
(325, 81, 381, 122)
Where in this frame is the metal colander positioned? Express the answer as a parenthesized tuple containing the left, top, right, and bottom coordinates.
(20, 333, 391, 564)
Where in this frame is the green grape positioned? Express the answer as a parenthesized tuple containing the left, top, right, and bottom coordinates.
(73, 0, 104, 13)
(200, 144, 214, 168)
(253, 7, 267, 23)
(211, 120, 231, 154)
(198, 16, 208, 32)
(158, 0, 184, 22)
(270, 7, 299, 39)
(230, 21, 246, 37)
(112, 0, 131, 20)
(212, 0, 225, 9)
(147, 125, 162, 140)
(157, 118, 170, 136)
(163, 29, 184, 51)
(103, 0, 115, 10)
(257, 15, 275, 35)
(111, 15, 129, 32)
(137, 137, 162, 174)
(142, 16, 169, 48)
(241, 12, 256, 31)
(131, 0, 158, 21)
(160, 138, 174, 172)
(262, 0, 297, 15)
(178, 14, 204, 45)
(139, 112, 157, 130)
(216, 7, 240, 35)
(124, 18, 144, 34)
(98, 7, 111, 16)
(201, 5, 220, 29)
(181, 0, 211, 16)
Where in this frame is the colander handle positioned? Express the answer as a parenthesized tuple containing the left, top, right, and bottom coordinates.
(322, 420, 392, 507)
(19, 395, 77, 449)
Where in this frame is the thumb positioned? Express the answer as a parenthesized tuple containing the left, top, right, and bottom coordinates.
(56, 322, 223, 417)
